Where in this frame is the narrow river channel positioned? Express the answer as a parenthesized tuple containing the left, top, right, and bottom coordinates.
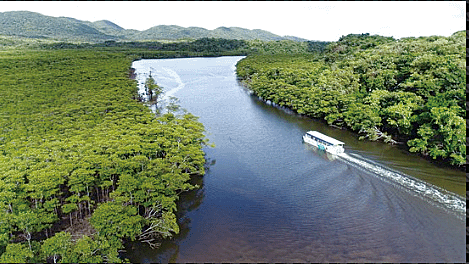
(130, 56, 465, 263)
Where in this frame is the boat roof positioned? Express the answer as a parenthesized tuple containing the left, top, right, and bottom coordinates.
(306, 131, 345, 145)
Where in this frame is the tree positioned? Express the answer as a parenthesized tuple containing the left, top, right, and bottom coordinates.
(61, 235, 103, 263)
(408, 106, 465, 165)
(344, 102, 381, 132)
(89, 202, 143, 240)
(145, 75, 163, 103)
(0, 243, 34, 263)
(41, 232, 72, 263)
(15, 211, 45, 251)
(166, 96, 184, 114)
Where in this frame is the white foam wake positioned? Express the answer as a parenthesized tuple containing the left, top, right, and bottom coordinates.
(161, 67, 185, 101)
(336, 152, 466, 217)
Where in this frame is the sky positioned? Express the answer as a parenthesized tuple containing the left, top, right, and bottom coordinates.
(0, 2, 465, 41)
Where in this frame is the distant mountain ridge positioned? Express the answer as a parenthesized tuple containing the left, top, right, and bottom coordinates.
(0, 11, 309, 42)
(0, 11, 115, 41)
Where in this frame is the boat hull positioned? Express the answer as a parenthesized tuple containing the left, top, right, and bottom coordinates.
(303, 135, 344, 155)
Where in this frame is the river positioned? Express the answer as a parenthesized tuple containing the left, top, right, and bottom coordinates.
(130, 56, 465, 263)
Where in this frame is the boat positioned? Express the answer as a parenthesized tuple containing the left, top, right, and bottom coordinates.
(304, 143, 338, 161)
(303, 131, 345, 155)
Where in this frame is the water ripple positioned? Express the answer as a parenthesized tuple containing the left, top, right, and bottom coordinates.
(337, 152, 465, 218)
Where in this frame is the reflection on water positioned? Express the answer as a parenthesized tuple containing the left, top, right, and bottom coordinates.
(304, 143, 338, 161)
(129, 57, 465, 263)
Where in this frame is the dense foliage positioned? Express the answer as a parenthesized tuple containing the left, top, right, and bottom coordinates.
(36, 38, 331, 60)
(237, 32, 465, 166)
(0, 49, 208, 262)
(247, 39, 329, 54)
(40, 38, 249, 53)
(39, 38, 331, 57)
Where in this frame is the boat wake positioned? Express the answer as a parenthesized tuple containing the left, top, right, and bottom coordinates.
(161, 67, 185, 101)
(336, 152, 466, 218)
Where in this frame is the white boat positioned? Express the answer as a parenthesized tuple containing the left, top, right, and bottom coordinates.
(303, 131, 345, 155)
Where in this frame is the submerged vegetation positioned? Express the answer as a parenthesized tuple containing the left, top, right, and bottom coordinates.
(237, 32, 466, 166)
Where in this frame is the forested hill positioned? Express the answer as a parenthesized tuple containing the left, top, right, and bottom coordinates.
(0, 11, 309, 42)
(0, 11, 116, 42)
(236, 31, 466, 167)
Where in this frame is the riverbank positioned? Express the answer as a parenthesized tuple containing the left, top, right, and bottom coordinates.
(235, 35, 466, 169)
(238, 72, 466, 173)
